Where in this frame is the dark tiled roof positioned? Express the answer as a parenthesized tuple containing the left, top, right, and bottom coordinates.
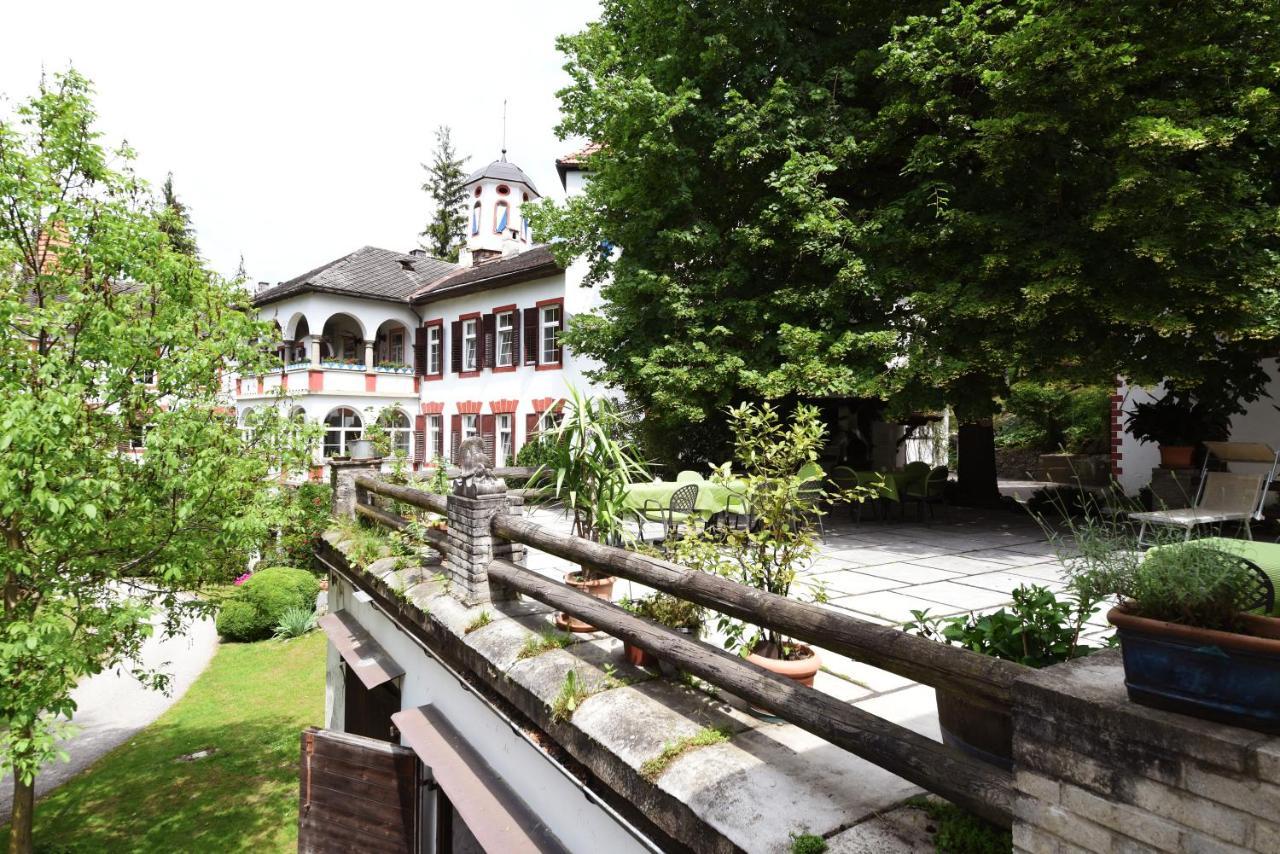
(252, 246, 456, 306)
(410, 245, 561, 305)
(463, 157, 539, 195)
(556, 142, 600, 188)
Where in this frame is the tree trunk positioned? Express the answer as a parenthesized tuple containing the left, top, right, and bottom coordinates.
(956, 419, 1001, 506)
(9, 768, 33, 854)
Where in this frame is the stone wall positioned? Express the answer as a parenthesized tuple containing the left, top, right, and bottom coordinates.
(1012, 650, 1280, 853)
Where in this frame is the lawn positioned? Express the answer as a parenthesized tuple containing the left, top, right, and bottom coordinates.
(2, 632, 326, 853)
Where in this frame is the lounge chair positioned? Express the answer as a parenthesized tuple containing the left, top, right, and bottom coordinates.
(1131, 471, 1269, 545)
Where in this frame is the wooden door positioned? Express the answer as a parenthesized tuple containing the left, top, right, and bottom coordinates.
(298, 727, 420, 853)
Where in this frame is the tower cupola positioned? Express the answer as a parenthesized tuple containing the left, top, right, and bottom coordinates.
(460, 153, 540, 266)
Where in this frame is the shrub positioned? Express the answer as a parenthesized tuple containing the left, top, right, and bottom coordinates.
(788, 833, 828, 854)
(216, 567, 320, 642)
(273, 606, 318, 639)
(259, 483, 333, 568)
(995, 381, 1109, 454)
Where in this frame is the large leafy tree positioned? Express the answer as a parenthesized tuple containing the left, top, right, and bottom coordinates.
(420, 125, 469, 263)
(0, 71, 311, 852)
(535, 0, 1280, 495)
(158, 172, 198, 257)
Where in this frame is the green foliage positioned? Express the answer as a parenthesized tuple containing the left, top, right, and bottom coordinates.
(638, 726, 731, 781)
(0, 69, 315, 822)
(464, 610, 492, 634)
(994, 383, 1109, 454)
(216, 568, 319, 642)
(666, 403, 863, 654)
(788, 832, 828, 854)
(272, 606, 318, 639)
(1123, 379, 1262, 448)
(533, 0, 1280, 467)
(158, 172, 198, 257)
(550, 669, 589, 721)
(427, 456, 451, 495)
(538, 387, 648, 557)
(517, 628, 573, 660)
(909, 797, 1012, 854)
(905, 586, 1102, 668)
(420, 125, 468, 263)
(620, 593, 703, 632)
(1064, 521, 1259, 631)
(337, 519, 391, 568)
(260, 483, 333, 568)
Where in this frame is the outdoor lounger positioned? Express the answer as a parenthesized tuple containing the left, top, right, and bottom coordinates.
(1130, 442, 1279, 545)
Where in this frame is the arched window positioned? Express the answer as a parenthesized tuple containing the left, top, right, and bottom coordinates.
(378, 408, 412, 459)
(239, 407, 258, 444)
(493, 201, 509, 234)
(496, 184, 510, 196)
(471, 201, 482, 236)
(323, 407, 363, 458)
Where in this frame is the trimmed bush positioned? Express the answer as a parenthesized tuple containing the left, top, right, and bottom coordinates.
(216, 567, 320, 642)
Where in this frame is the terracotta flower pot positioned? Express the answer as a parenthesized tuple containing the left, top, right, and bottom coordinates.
(1159, 445, 1196, 468)
(623, 641, 659, 668)
(747, 643, 821, 688)
(555, 569, 615, 633)
(1108, 606, 1280, 733)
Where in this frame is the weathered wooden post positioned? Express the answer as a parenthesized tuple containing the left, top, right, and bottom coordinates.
(330, 458, 383, 518)
(445, 438, 523, 605)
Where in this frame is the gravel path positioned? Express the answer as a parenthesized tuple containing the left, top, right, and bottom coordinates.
(0, 611, 219, 817)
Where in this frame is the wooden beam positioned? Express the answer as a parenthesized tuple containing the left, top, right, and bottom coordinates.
(490, 514, 1024, 710)
(354, 502, 447, 553)
(354, 476, 447, 515)
(487, 559, 1014, 828)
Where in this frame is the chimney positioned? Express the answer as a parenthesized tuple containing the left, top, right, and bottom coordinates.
(409, 249, 427, 257)
(256, 281, 271, 294)
(471, 248, 501, 266)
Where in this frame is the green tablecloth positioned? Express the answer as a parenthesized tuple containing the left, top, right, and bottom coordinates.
(622, 479, 747, 519)
(852, 471, 926, 502)
(1173, 537, 1280, 616)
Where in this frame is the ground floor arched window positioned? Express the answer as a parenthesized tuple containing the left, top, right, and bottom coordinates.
(324, 407, 363, 457)
(378, 408, 412, 459)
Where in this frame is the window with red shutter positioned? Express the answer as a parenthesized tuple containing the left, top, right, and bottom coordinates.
(433, 415, 444, 459)
(480, 414, 496, 466)
(413, 327, 427, 376)
(481, 314, 496, 370)
(522, 308, 538, 365)
(450, 321, 463, 373)
(450, 414, 461, 461)
(525, 412, 539, 441)
(413, 415, 426, 462)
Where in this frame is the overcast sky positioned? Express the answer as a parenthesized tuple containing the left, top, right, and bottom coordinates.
(0, 0, 598, 284)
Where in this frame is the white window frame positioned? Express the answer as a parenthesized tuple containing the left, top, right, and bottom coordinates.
(463, 319, 478, 372)
(539, 409, 559, 432)
(387, 330, 405, 365)
(383, 409, 411, 459)
(427, 324, 442, 375)
(462, 414, 478, 440)
(496, 312, 514, 367)
(427, 414, 442, 461)
(323, 407, 363, 458)
(540, 304, 561, 365)
(497, 413, 513, 467)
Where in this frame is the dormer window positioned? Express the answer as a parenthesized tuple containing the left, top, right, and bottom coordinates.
(494, 201, 509, 234)
(471, 201, 481, 236)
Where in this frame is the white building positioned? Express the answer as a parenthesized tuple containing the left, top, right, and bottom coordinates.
(235, 149, 601, 479)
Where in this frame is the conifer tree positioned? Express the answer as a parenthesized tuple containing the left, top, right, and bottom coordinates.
(420, 125, 469, 263)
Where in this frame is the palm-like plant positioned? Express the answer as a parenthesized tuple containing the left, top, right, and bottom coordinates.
(535, 387, 647, 574)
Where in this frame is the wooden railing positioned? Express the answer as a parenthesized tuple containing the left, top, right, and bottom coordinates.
(348, 475, 1019, 828)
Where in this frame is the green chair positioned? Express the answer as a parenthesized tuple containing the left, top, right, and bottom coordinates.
(638, 483, 699, 542)
(675, 470, 704, 483)
(904, 465, 949, 522)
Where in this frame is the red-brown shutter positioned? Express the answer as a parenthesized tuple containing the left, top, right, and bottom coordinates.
(450, 320, 463, 373)
(526, 412, 539, 440)
(433, 416, 444, 459)
(450, 414, 461, 461)
(413, 414, 426, 462)
(522, 308, 538, 364)
(510, 312, 520, 366)
(481, 314, 495, 370)
(413, 326, 427, 376)
(480, 414, 496, 466)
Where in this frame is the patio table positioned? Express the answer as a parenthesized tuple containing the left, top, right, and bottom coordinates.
(622, 478, 748, 520)
(852, 470, 925, 501)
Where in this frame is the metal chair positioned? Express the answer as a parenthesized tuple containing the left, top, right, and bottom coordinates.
(638, 483, 700, 541)
(1131, 471, 1268, 545)
(904, 465, 949, 522)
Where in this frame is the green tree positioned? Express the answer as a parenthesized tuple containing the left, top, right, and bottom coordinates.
(420, 125, 469, 262)
(0, 70, 312, 852)
(158, 171, 198, 257)
(534, 0, 1280, 496)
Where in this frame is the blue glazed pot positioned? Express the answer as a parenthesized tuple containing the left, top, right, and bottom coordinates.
(1109, 607, 1280, 734)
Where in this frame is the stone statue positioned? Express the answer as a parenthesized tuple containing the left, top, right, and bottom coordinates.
(454, 436, 505, 497)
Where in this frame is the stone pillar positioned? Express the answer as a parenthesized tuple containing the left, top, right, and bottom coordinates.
(1012, 649, 1280, 853)
(364, 339, 376, 372)
(445, 490, 524, 606)
(309, 335, 321, 366)
(330, 458, 383, 519)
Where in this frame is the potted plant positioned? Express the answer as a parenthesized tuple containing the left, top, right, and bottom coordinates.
(671, 403, 862, 692)
(1067, 528, 1280, 732)
(536, 387, 648, 633)
(1124, 387, 1234, 469)
(905, 585, 1103, 768)
(619, 593, 705, 667)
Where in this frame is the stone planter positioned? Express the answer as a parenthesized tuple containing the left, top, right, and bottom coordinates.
(935, 690, 1012, 770)
(349, 439, 376, 460)
(1109, 606, 1280, 733)
(555, 570, 615, 633)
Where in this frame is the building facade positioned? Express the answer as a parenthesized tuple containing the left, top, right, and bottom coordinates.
(234, 151, 601, 477)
